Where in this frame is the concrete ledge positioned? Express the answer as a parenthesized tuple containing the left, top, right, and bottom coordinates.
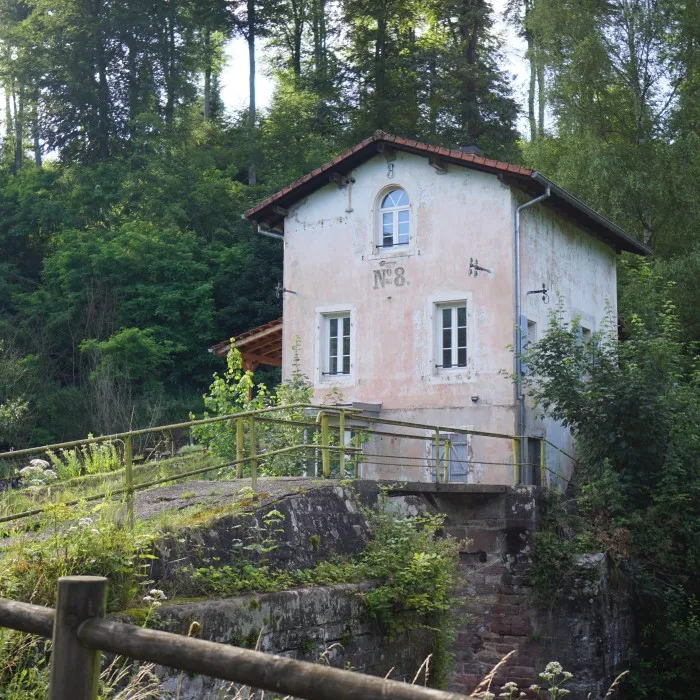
(381, 481, 508, 495)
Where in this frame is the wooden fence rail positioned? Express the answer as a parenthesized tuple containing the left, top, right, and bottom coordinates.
(0, 576, 472, 700)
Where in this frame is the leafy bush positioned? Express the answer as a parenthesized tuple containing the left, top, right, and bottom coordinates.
(192, 339, 317, 477)
(522, 293, 700, 697)
(46, 439, 123, 480)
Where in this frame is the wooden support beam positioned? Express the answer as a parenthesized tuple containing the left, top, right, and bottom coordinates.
(429, 156, 447, 174)
(241, 351, 282, 368)
(377, 143, 396, 162)
(329, 172, 352, 187)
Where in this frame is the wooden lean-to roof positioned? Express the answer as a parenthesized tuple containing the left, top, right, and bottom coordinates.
(244, 131, 651, 256)
(209, 317, 283, 370)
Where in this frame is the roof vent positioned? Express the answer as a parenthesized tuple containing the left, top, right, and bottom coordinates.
(458, 143, 484, 156)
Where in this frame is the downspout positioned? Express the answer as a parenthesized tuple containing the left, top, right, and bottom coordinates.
(257, 225, 284, 241)
(514, 185, 550, 479)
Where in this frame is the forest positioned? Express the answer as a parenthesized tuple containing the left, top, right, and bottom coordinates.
(0, 0, 698, 447)
(0, 1, 698, 696)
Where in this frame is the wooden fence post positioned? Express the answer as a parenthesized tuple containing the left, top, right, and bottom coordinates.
(353, 430, 362, 478)
(434, 429, 441, 483)
(443, 438, 452, 483)
(236, 418, 244, 479)
(338, 410, 346, 479)
(49, 576, 108, 700)
(321, 413, 330, 478)
(124, 434, 134, 529)
(248, 415, 257, 492)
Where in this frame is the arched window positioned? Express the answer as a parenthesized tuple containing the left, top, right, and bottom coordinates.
(380, 188, 410, 247)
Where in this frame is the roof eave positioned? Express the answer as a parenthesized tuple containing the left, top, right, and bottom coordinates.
(530, 173, 651, 256)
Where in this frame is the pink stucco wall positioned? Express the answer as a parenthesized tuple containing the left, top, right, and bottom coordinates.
(279, 151, 617, 485)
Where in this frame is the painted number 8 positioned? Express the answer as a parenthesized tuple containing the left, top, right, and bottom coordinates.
(394, 267, 406, 286)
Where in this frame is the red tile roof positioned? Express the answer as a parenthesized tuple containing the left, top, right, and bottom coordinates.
(244, 132, 533, 222)
(244, 131, 650, 256)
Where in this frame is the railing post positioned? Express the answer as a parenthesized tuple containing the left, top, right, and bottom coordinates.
(353, 430, 362, 478)
(434, 428, 441, 483)
(236, 418, 245, 479)
(124, 434, 134, 529)
(248, 415, 257, 492)
(539, 437, 546, 487)
(443, 438, 452, 483)
(49, 576, 107, 700)
(338, 410, 346, 479)
(321, 412, 330, 478)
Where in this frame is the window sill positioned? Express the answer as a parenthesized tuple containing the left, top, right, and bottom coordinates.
(366, 246, 418, 263)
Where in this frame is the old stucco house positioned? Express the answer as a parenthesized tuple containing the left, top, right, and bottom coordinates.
(212, 132, 650, 486)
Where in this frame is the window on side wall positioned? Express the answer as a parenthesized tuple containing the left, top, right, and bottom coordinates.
(435, 302, 467, 370)
(322, 312, 351, 377)
(378, 188, 410, 248)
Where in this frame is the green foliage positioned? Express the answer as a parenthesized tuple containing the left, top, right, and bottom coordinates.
(0, 340, 32, 449)
(0, 502, 154, 611)
(46, 439, 122, 480)
(523, 297, 700, 697)
(193, 339, 314, 476)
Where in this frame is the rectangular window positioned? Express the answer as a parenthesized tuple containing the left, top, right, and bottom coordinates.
(436, 303, 467, 369)
(519, 437, 542, 486)
(323, 313, 351, 376)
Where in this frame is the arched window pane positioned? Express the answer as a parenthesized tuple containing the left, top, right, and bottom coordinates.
(379, 188, 410, 247)
(381, 188, 409, 208)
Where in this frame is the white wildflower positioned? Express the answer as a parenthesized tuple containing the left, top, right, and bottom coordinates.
(151, 601, 162, 608)
(482, 693, 495, 700)
(20, 465, 42, 475)
(142, 595, 154, 602)
(544, 662, 563, 676)
(529, 685, 540, 692)
(562, 672, 573, 681)
(91, 528, 100, 535)
(501, 683, 518, 691)
(78, 517, 94, 527)
(539, 673, 553, 682)
(556, 690, 570, 697)
(149, 589, 167, 600)
(43, 470, 58, 480)
(29, 459, 50, 469)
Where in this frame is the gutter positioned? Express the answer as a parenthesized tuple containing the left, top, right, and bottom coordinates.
(514, 186, 551, 481)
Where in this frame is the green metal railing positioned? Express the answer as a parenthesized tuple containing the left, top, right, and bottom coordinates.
(0, 404, 577, 529)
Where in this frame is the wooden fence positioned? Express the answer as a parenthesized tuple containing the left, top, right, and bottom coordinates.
(0, 576, 473, 700)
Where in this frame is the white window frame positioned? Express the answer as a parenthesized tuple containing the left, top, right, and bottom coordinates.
(315, 305, 356, 386)
(378, 187, 410, 249)
(435, 302, 468, 370)
(323, 312, 351, 377)
(425, 293, 474, 384)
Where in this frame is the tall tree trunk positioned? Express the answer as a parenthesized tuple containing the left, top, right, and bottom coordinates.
(32, 90, 41, 167)
(4, 80, 12, 138)
(165, 12, 177, 124)
(536, 55, 545, 136)
(203, 27, 212, 119)
(125, 32, 139, 137)
(458, 0, 483, 144)
(374, 11, 387, 128)
(13, 81, 23, 173)
(247, 0, 257, 185)
(526, 32, 536, 140)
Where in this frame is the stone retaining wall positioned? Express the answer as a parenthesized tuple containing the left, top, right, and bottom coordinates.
(152, 583, 434, 699)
